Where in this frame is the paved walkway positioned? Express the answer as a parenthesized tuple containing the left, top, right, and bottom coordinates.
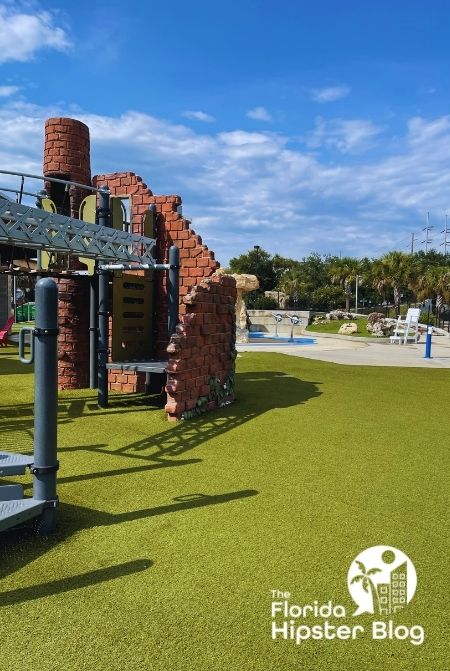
(237, 333, 450, 368)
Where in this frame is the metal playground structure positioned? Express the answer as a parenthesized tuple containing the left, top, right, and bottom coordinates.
(0, 170, 180, 535)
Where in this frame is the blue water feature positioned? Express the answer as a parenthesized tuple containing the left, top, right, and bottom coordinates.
(248, 332, 316, 345)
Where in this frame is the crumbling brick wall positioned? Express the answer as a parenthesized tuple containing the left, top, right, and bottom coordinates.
(165, 273, 237, 421)
(92, 172, 221, 396)
(43, 118, 236, 419)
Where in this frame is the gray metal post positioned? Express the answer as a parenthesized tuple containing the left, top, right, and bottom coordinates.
(35, 189, 47, 273)
(97, 186, 111, 408)
(89, 273, 98, 388)
(32, 278, 59, 534)
(168, 245, 180, 339)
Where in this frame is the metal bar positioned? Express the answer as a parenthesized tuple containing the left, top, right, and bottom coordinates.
(32, 278, 59, 534)
(0, 198, 157, 264)
(0, 169, 103, 193)
(0, 188, 40, 198)
(18, 176, 24, 204)
(98, 263, 170, 271)
(89, 273, 98, 388)
(97, 187, 110, 408)
(168, 245, 180, 339)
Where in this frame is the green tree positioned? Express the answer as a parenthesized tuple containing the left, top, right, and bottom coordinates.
(350, 561, 382, 614)
(278, 269, 311, 307)
(311, 285, 346, 311)
(328, 257, 361, 311)
(370, 251, 414, 314)
(416, 266, 450, 323)
(228, 248, 276, 292)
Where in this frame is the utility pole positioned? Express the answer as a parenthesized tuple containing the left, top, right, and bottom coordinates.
(421, 211, 433, 253)
(410, 232, 417, 255)
(440, 213, 450, 255)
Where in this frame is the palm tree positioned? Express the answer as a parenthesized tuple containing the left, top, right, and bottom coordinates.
(370, 251, 414, 315)
(329, 257, 361, 311)
(350, 561, 382, 614)
(277, 269, 311, 307)
(416, 266, 450, 324)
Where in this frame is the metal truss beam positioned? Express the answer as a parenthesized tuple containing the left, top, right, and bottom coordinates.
(0, 197, 157, 266)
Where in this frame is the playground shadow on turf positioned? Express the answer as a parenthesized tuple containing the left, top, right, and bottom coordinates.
(60, 371, 321, 470)
(0, 559, 152, 607)
(0, 489, 257, 604)
(1, 371, 315, 594)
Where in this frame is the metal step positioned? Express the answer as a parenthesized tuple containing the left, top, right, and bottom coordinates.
(107, 360, 168, 374)
(0, 484, 24, 501)
(0, 498, 45, 533)
(0, 451, 34, 476)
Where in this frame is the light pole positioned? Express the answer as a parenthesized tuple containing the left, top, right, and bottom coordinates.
(253, 245, 261, 305)
(355, 275, 360, 314)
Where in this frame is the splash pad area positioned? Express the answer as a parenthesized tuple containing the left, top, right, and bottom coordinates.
(248, 332, 317, 346)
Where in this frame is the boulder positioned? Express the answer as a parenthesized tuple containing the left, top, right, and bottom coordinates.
(366, 312, 395, 336)
(338, 322, 358, 335)
(327, 309, 354, 320)
(232, 274, 259, 292)
(230, 273, 259, 340)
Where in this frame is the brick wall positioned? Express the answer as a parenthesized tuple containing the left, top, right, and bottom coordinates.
(165, 273, 237, 421)
(44, 118, 92, 389)
(42, 118, 237, 419)
(44, 118, 91, 217)
(56, 277, 89, 389)
(92, 172, 221, 395)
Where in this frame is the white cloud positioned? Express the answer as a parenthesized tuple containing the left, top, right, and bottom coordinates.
(0, 5, 71, 63)
(1, 99, 450, 263)
(181, 110, 215, 123)
(306, 117, 383, 153)
(246, 107, 272, 121)
(310, 85, 350, 103)
(0, 85, 20, 97)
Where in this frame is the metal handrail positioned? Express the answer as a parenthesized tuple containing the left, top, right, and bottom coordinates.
(0, 169, 105, 194)
(0, 187, 40, 199)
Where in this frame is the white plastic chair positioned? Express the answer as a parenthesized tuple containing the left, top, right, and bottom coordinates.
(390, 308, 421, 344)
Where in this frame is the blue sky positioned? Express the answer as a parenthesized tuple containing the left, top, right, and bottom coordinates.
(1, 1, 450, 265)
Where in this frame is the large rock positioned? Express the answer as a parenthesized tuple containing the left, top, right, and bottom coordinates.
(232, 274, 259, 292)
(231, 273, 259, 340)
(338, 322, 358, 335)
(327, 309, 354, 320)
(366, 312, 396, 336)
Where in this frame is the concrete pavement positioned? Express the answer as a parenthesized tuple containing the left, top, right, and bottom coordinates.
(236, 333, 450, 368)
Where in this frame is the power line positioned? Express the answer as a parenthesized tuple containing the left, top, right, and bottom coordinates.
(440, 213, 450, 255)
(421, 211, 433, 253)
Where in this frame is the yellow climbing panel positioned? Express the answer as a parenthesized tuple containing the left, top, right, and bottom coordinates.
(112, 272, 154, 361)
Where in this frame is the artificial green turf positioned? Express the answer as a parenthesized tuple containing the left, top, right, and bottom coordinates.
(0, 345, 448, 670)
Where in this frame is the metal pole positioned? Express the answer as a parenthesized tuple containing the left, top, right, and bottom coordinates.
(168, 245, 180, 339)
(97, 187, 111, 408)
(89, 273, 98, 388)
(32, 278, 59, 533)
(35, 189, 47, 274)
(355, 276, 359, 313)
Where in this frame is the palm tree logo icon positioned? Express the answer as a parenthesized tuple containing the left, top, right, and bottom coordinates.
(350, 561, 382, 614)
(347, 546, 417, 617)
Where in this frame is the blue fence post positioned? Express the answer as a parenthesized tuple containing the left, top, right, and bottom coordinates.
(424, 326, 432, 358)
(32, 277, 59, 534)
